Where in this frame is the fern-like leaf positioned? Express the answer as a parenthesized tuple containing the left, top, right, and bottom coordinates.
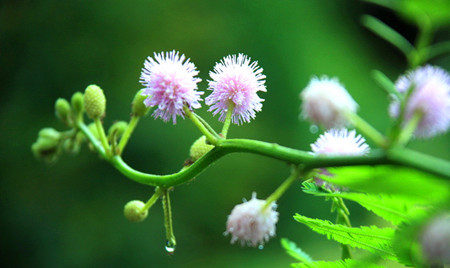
(281, 238, 314, 263)
(294, 214, 396, 260)
(291, 259, 385, 268)
(318, 166, 450, 203)
(302, 183, 425, 225)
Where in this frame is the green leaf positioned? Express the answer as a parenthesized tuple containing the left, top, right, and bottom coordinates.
(303, 183, 425, 225)
(291, 258, 385, 268)
(361, 15, 414, 57)
(319, 166, 450, 203)
(371, 70, 402, 100)
(281, 238, 314, 263)
(294, 214, 396, 260)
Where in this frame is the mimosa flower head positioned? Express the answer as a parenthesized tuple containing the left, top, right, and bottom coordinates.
(140, 50, 203, 124)
(206, 54, 266, 125)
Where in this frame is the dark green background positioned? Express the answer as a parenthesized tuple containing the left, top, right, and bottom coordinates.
(1, 0, 449, 267)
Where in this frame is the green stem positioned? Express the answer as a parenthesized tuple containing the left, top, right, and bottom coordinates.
(183, 106, 219, 145)
(77, 121, 450, 188)
(334, 197, 352, 259)
(162, 188, 176, 252)
(264, 166, 303, 210)
(396, 110, 423, 146)
(346, 112, 388, 148)
(94, 118, 110, 156)
(221, 102, 234, 138)
(141, 187, 163, 212)
(77, 121, 107, 158)
(117, 115, 140, 154)
(409, 20, 433, 68)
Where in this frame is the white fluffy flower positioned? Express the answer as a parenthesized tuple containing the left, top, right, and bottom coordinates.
(300, 76, 358, 129)
(311, 129, 370, 156)
(225, 193, 278, 247)
(389, 65, 450, 138)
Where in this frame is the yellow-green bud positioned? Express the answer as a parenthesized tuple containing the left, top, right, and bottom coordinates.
(55, 98, 72, 125)
(189, 136, 214, 161)
(71, 91, 84, 115)
(39, 127, 62, 141)
(84, 84, 106, 119)
(108, 121, 128, 141)
(32, 128, 62, 163)
(132, 89, 150, 116)
(124, 200, 148, 222)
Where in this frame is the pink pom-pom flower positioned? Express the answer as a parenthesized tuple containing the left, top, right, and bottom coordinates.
(140, 51, 203, 124)
(310, 129, 370, 190)
(225, 193, 278, 247)
(206, 54, 266, 125)
(389, 65, 450, 138)
(311, 129, 370, 156)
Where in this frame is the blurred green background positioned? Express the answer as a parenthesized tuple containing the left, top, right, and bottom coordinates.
(1, 0, 449, 267)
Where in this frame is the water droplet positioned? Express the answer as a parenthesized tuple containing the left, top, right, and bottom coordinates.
(165, 240, 176, 255)
(309, 125, 318, 134)
(258, 245, 264, 250)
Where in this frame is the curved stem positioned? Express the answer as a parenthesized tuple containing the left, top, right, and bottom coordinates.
(94, 118, 110, 156)
(118, 115, 140, 155)
(263, 166, 303, 210)
(347, 112, 388, 148)
(77, 121, 450, 188)
(184, 106, 219, 145)
(141, 187, 163, 212)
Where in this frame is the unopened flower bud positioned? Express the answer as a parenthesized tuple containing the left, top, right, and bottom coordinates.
(32, 128, 62, 163)
(225, 193, 278, 247)
(39, 127, 62, 141)
(55, 98, 72, 126)
(189, 136, 214, 161)
(71, 91, 84, 115)
(84, 84, 106, 119)
(132, 89, 151, 116)
(108, 121, 128, 141)
(124, 200, 148, 222)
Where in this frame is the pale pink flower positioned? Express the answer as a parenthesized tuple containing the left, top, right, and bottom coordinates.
(206, 54, 266, 125)
(300, 76, 358, 129)
(140, 51, 203, 124)
(311, 129, 370, 191)
(311, 129, 370, 156)
(225, 193, 278, 247)
(389, 65, 450, 138)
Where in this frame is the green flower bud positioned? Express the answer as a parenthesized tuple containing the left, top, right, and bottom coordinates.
(84, 84, 106, 119)
(189, 136, 214, 161)
(108, 121, 128, 141)
(124, 200, 148, 222)
(132, 89, 150, 116)
(55, 98, 72, 126)
(32, 128, 62, 163)
(71, 91, 84, 115)
(39, 127, 62, 141)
